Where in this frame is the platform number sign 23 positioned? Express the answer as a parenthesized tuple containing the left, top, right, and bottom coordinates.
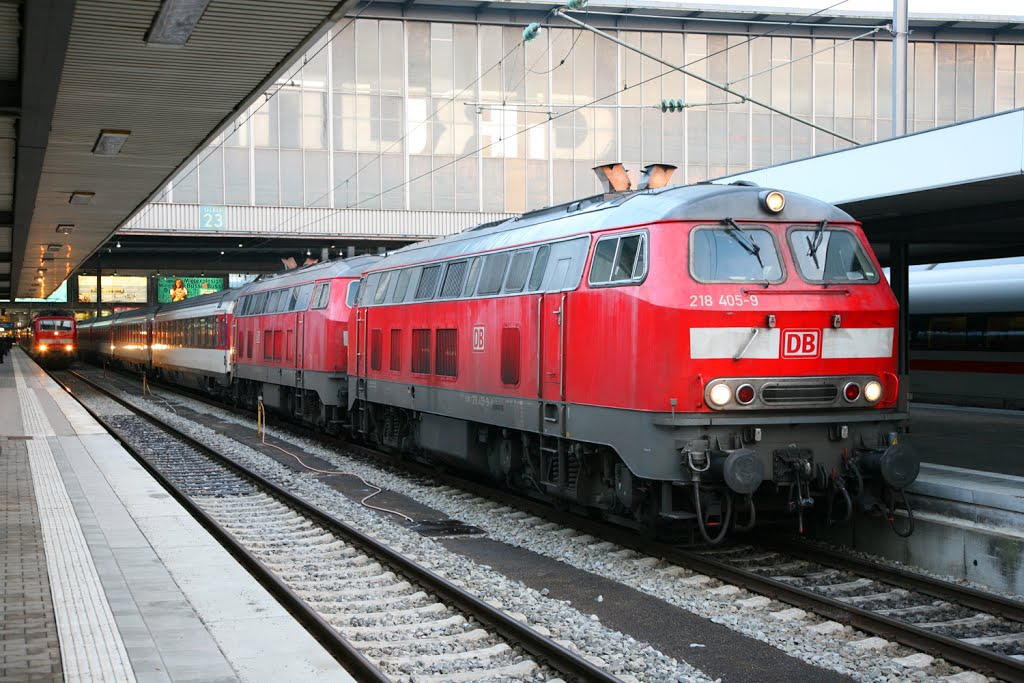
(199, 205, 227, 231)
(472, 325, 486, 351)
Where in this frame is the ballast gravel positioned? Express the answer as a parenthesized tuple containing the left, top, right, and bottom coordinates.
(113, 387, 997, 683)
(103, 391, 708, 683)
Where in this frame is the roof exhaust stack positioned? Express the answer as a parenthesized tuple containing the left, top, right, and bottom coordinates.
(637, 163, 677, 190)
(346, 246, 356, 258)
(592, 163, 632, 193)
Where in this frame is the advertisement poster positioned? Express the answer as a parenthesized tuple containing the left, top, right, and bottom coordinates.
(77, 275, 148, 304)
(157, 276, 225, 303)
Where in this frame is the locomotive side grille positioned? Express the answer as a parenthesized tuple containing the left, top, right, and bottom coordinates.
(761, 383, 838, 404)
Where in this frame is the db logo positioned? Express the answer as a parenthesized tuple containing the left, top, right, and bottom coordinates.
(782, 329, 820, 358)
(472, 325, 486, 351)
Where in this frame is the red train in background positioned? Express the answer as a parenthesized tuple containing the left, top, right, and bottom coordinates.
(21, 311, 78, 367)
(78, 172, 918, 541)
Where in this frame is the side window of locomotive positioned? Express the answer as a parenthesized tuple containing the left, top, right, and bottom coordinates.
(345, 280, 359, 307)
(589, 233, 647, 286)
(439, 260, 468, 298)
(463, 257, 482, 297)
(415, 265, 442, 300)
(296, 284, 314, 310)
(286, 287, 300, 311)
(310, 282, 331, 309)
(477, 252, 510, 295)
(373, 271, 393, 304)
(691, 227, 784, 283)
(528, 245, 550, 291)
(503, 250, 533, 293)
(253, 291, 268, 314)
(359, 273, 381, 306)
(787, 228, 878, 284)
(392, 269, 413, 303)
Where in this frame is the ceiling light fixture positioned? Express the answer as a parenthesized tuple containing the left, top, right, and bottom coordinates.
(93, 129, 131, 155)
(145, 0, 211, 46)
(56, 224, 74, 235)
(116, 241, 121, 248)
(69, 191, 96, 205)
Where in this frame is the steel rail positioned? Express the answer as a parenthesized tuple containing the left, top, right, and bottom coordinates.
(58, 369, 622, 683)
(48, 370, 390, 683)
(74, 363, 1024, 681)
(765, 536, 1024, 622)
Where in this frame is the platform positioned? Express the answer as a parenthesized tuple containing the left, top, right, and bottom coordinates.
(0, 348, 353, 683)
(821, 400, 1024, 595)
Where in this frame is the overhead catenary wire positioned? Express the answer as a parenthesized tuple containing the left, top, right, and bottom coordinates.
(555, 9, 860, 145)
(188, 0, 863, 259)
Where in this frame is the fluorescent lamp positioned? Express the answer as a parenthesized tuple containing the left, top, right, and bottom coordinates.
(56, 225, 74, 234)
(69, 191, 95, 205)
(146, 0, 210, 46)
(93, 129, 131, 156)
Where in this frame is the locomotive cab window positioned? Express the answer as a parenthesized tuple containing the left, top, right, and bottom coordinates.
(589, 233, 648, 286)
(787, 227, 878, 284)
(345, 280, 360, 307)
(691, 226, 784, 283)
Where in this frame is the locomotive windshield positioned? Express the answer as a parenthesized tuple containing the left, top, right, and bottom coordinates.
(691, 227, 784, 283)
(39, 320, 73, 331)
(788, 228, 878, 284)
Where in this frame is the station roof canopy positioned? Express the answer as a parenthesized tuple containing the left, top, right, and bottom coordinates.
(714, 108, 1024, 265)
(2, 0, 354, 300)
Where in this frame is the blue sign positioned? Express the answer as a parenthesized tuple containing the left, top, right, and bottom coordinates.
(199, 205, 227, 231)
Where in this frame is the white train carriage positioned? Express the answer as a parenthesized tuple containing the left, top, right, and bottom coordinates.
(110, 308, 153, 372)
(151, 289, 238, 392)
(909, 263, 1024, 409)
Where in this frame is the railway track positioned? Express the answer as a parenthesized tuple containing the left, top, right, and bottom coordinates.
(52, 369, 620, 683)
(71, 364, 1024, 682)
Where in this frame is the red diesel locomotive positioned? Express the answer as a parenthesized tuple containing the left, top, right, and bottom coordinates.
(22, 311, 78, 367)
(77, 175, 918, 540)
(348, 175, 918, 539)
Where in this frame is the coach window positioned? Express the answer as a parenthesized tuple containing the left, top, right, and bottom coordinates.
(439, 260, 468, 298)
(392, 269, 413, 302)
(477, 252, 510, 295)
(415, 265, 442, 300)
(787, 227, 878, 284)
(589, 233, 648, 286)
(528, 245, 550, 291)
(691, 226, 784, 284)
(503, 250, 533, 293)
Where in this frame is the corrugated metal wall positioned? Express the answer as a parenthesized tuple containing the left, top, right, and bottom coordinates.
(120, 203, 514, 239)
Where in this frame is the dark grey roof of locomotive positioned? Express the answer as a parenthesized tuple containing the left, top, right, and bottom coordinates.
(367, 184, 854, 271)
(243, 254, 383, 294)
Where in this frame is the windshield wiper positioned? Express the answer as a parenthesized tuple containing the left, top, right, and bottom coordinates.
(806, 219, 828, 269)
(722, 218, 763, 267)
(722, 218, 769, 287)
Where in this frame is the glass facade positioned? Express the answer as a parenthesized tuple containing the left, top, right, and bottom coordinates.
(164, 17, 1024, 216)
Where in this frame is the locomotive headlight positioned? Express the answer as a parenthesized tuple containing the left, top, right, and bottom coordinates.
(864, 380, 882, 403)
(38, 344, 48, 352)
(708, 383, 733, 407)
(762, 190, 786, 213)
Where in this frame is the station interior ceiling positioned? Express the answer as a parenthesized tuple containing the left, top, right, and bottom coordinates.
(4, 0, 1024, 298)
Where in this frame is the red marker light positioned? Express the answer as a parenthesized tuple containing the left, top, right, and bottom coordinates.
(736, 384, 756, 405)
(843, 382, 861, 402)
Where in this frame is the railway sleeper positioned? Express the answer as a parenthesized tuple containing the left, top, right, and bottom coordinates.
(352, 629, 491, 652)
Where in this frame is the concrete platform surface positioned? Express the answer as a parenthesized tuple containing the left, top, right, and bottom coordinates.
(0, 348, 354, 683)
